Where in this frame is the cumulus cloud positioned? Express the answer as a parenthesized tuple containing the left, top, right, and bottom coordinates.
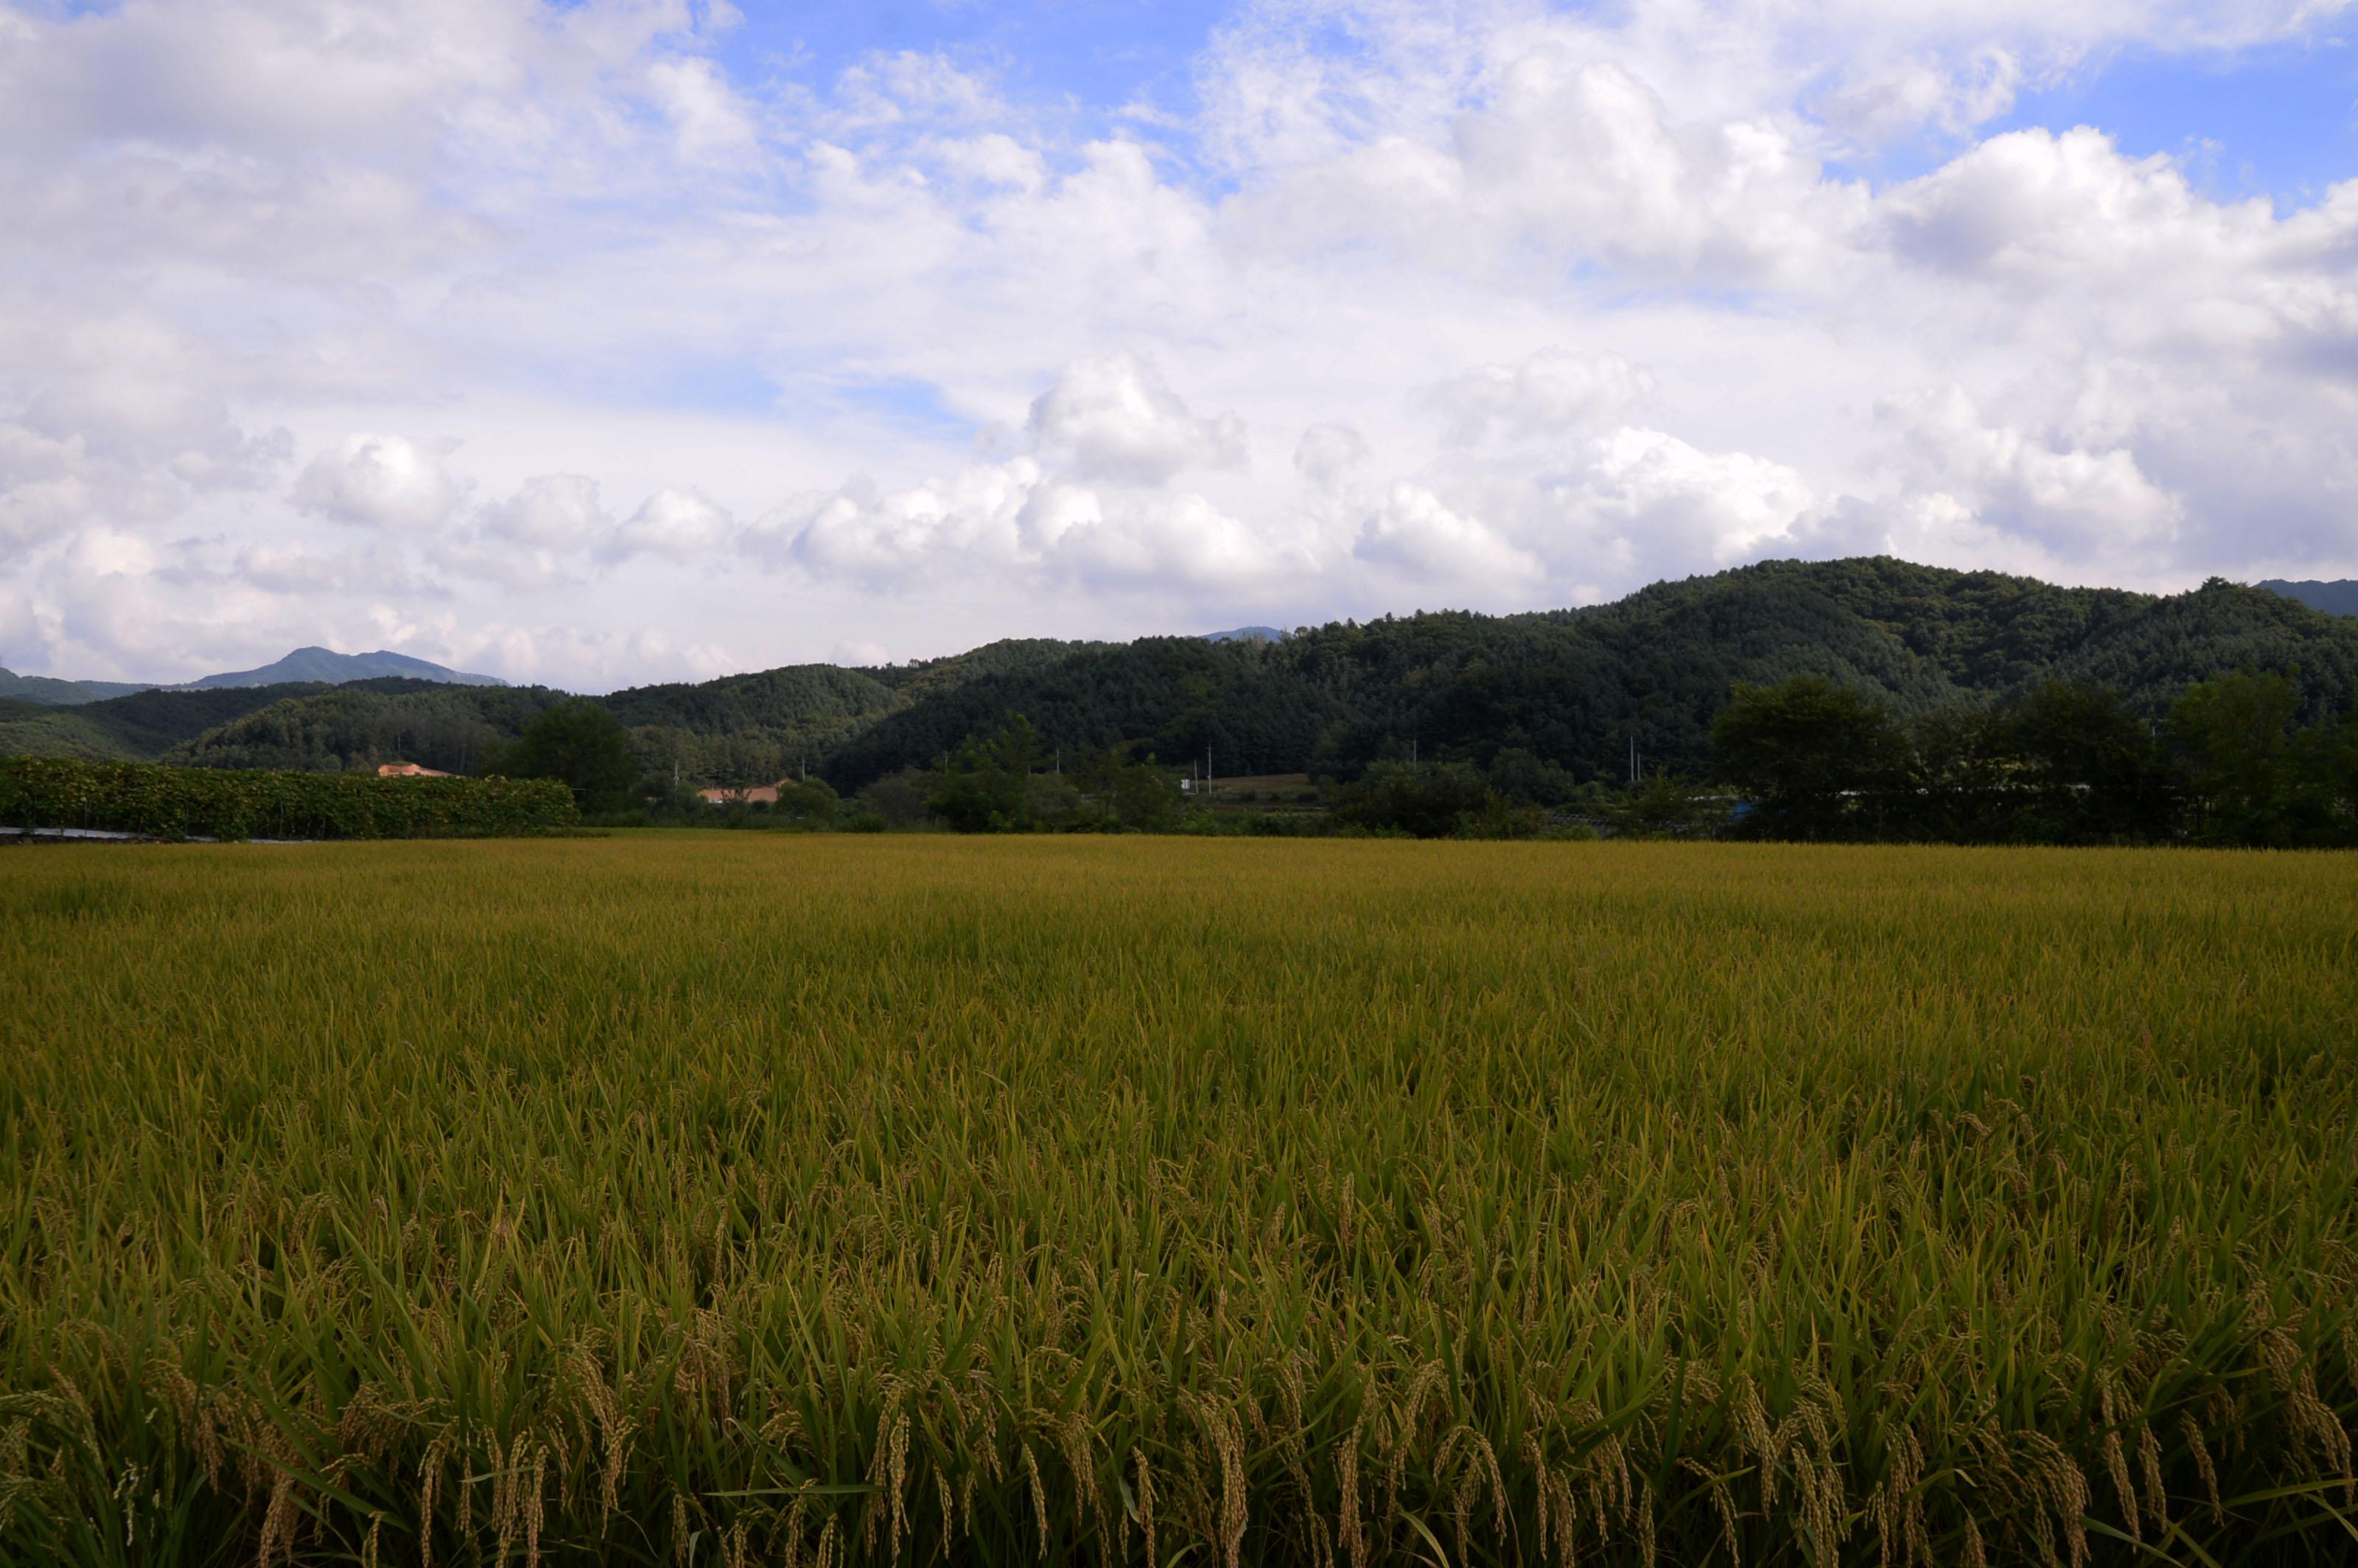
(1226, 52, 1867, 287)
(1567, 428, 1819, 573)
(1880, 128, 2236, 281)
(648, 57, 758, 160)
(1026, 353, 1248, 485)
(1356, 481, 1541, 585)
(751, 456, 1286, 594)
(1294, 423, 1371, 489)
(1882, 385, 2183, 556)
(293, 435, 469, 530)
(1425, 350, 1654, 446)
(1815, 48, 2026, 144)
(753, 463, 1036, 587)
(604, 487, 736, 561)
(480, 474, 612, 549)
(231, 541, 438, 597)
(4, 0, 2357, 682)
(0, 580, 36, 665)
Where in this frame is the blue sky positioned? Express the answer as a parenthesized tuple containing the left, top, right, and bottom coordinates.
(1989, 40, 2357, 206)
(3, 0, 2357, 687)
(718, 0, 1233, 116)
(728, 1, 2358, 205)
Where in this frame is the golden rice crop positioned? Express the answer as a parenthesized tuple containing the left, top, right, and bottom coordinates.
(1, 833, 2354, 1566)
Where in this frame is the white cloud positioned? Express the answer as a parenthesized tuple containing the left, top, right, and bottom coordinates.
(1882, 385, 2183, 556)
(648, 57, 758, 161)
(1355, 481, 1540, 585)
(1815, 47, 2024, 144)
(930, 132, 1049, 192)
(752, 454, 1288, 595)
(1425, 349, 1653, 446)
(0, 581, 35, 665)
(604, 487, 736, 560)
(1294, 422, 1371, 489)
(751, 461, 1034, 587)
(1026, 352, 1249, 484)
(293, 435, 469, 530)
(1047, 489, 1289, 590)
(231, 540, 438, 597)
(480, 473, 612, 549)
(1567, 427, 1819, 571)
(4, 0, 2357, 682)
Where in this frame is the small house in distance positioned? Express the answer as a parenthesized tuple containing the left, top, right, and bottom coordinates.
(377, 762, 452, 778)
(698, 780, 783, 805)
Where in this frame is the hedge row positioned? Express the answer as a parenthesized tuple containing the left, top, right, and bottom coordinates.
(0, 757, 578, 840)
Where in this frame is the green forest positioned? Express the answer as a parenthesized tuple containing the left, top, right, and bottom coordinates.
(5, 559, 2357, 845)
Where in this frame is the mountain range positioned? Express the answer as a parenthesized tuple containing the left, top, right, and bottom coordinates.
(4, 561, 2356, 791)
(2261, 579, 2358, 617)
(0, 646, 505, 706)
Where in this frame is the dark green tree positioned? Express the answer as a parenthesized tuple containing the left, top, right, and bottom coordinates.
(1332, 761, 1494, 838)
(1484, 746, 1579, 806)
(491, 699, 639, 814)
(858, 769, 933, 829)
(1109, 760, 1180, 830)
(1999, 680, 2176, 842)
(1064, 745, 1181, 831)
(926, 715, 1043, 832)
(1712, 676, 1902, 839)
(1603, 771, 1725, 838)
(2171, 668, 2299, 844)
(772, 777, 840, 828)
(2286, 715, 2358, 846)
(1894, 704, 2015, 841)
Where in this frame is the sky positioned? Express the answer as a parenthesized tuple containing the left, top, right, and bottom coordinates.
(1, 1, 2356, 690)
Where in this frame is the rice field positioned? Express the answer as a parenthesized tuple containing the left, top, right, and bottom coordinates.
(2, 833, 2354, 1566)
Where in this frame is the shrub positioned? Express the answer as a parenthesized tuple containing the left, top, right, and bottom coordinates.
(486, 699, 639, 814)
(0, 757, 577, 840)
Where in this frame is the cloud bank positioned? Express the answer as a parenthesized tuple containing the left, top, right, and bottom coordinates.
(1, 0, 2354, 687)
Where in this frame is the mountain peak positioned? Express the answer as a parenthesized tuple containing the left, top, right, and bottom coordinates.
(2260, 580, 2358, 617)
(183, 647, 508, 690)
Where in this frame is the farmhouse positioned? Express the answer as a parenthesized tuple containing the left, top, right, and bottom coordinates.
(698, 780, 783, 805)
(377, 762, 452, 777)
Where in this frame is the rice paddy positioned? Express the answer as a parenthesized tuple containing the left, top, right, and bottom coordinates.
(2, 833, 2354, 1565)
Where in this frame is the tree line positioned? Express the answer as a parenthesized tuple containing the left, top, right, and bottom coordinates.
(441, 666, 2358, 849)
(18, 561, 2354, 811)
(869, 667, 2358, 847)
(1710, 669, 2358, 847)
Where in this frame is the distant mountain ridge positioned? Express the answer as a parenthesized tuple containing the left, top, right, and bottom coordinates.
(7, 561, 2358, 788)
(1200, 626, 1288, 643)
(2261, 580, 2358, 617)
(0, 646, 506, 705)
(0, 669, 153, 705)
(182, 647, 507, 689)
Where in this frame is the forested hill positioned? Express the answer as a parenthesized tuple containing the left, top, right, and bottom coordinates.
(0, 668, 152, 705)
(818, 559, 2358, 790)
(2261, 579, 2358, 617)
(0, 641, 1098, 777)
(9, 558, 2356, 788)
(0, 681, 343, 762)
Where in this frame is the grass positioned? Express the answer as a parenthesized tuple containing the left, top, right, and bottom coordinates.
(1, 832, 2354, 1566)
